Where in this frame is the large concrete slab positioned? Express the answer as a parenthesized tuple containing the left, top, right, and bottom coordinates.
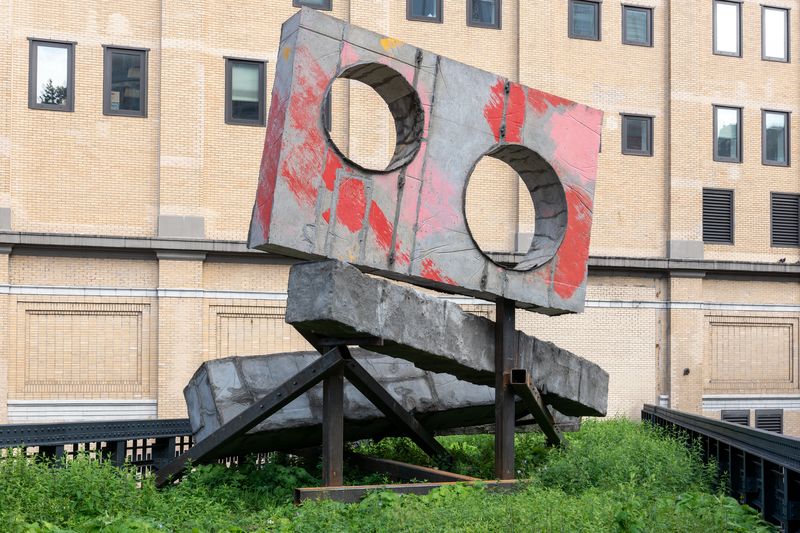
(248, 8, 603, 315)
(184, 349, 576, 452)
(286, 260, 608, 417)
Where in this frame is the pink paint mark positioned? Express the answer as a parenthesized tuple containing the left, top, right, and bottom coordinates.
(322, 149, 342, 192)
(322, 209, 331, 223)
(336, 179, 366, 232)
(340, 41, 361, 67)
(548, 106, 603, 185)
(528, 89, 575, 114)
(483, 79, 505, 142)
(416, 161, 460, 239)
(553, 186, 593, 299)
(420, 258, 456, 285)
(254, 86, 289, 240)
(405, 140, 427, 180)
(280, 46, 330, 208)
(505, 83, 525, 143)
(378, 56, 415, 84)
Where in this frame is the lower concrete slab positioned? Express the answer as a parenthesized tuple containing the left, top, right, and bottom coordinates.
(286, 260, 608, 417)
(184, 349, 577, 452)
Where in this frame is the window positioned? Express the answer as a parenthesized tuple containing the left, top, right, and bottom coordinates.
(771, 193, 800, 247)
(713, 106, 741, 162)
(622, 6, 652, 46)
(569, 0, 601, 41)
(28, 39, 74, 112)
(763, 110, 789, 166)
(703, 188, 734, 244)
(762, 6, 788, 62)
(713, 1, 741, 57)
(225, 59, 266, 126)
(468, 0, 500, 29)
(721, 410, 749, 426)
(755, 409, 783, 434)
(293, 0, 331, 10)
(103, 47, 147, 117)
(408, 0, 442, 22)
(621, 114, 653, 155)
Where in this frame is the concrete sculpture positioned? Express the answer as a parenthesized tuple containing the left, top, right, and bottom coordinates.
(184, 349, 577, 456)
(285, 260, 607, 417)
(248, 8, 603, 314)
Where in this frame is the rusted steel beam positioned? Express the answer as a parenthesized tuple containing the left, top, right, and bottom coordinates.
(346, 453, 478, 483)
(322, 364, 344, 487)
(509, 368, 563, 447)
(340, 350, 450, 462)
(295, 480, 518, 504)
(155, 348, 343, 487)
(494, 298, 516, 480)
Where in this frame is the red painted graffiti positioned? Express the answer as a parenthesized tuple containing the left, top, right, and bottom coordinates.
(420, 258, 456, 285)
(505, 83, 525, 143)
(553, 186, 592, 299)
(336, 178, 366, 232)
(528, 88, 574, 114)
(483, 79, 505, 142)
(254, 85, 289, 239)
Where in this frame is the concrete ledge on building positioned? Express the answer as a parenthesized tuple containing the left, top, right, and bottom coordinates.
(7, 399, 157, 423)
(703, 395, 800, 410)
(158, 215, 205, 239)
(0, 231, 797, 278)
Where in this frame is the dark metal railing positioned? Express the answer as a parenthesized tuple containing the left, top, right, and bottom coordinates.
(0, 418, 193, 474)
(642, 404, 800, 532)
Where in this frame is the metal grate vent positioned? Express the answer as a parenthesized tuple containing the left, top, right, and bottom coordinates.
(771, 193, 800, 247)
(755, 409, 783, 434)
(721, 409, 749, 426)
(703, 188, 734, 244)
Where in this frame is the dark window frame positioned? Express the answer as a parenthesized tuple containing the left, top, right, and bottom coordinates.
(713, 0, 743, 58)
(28, 38, 76, 112)
(407, 0, 443, 23)
(770, 192, 800, 248)
(713, 105, 742, 163)
(467, 0, 501, 29)
(569, 0, 602, 41)
(761, 5, 790, 62)
(622, 5, 653, 47)
(621, 113, 654, 156)
(721, 409, 750, 426)
(224, 57, 267, 127)
(293, 0, 332, 10)
(703, 187, 735, 245)
(762, 109, 790, 167)
(102, 46, 148, 118)
(755, 409, 783, 434)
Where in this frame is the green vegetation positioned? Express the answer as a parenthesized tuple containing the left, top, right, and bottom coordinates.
(0, 419, 774, 532)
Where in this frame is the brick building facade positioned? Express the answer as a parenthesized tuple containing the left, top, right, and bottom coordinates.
(0, 0, 798, 433)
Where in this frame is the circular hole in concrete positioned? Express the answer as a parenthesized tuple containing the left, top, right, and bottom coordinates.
(323, 63, 423, 173)
(464, 145, 567, 271)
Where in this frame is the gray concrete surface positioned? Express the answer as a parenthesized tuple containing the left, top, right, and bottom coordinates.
(286, 260, 608, 417)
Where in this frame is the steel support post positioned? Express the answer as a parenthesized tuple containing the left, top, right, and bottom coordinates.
(494, 297, 516, 480)
(509, 368, 563, 447)
(322, 364, 344, 487)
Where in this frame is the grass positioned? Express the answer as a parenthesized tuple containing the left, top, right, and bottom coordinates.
(0, 419, 775, 532)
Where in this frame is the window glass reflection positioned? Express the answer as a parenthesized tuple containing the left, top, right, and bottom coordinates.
(36, 45, 68, 105)
(765, 112, 787, 164)
(764, 8, 787, 60)
(110, 52, 142, 112)
(715, 2, 739, 54)
(624, 8, 649, 45)
(572, 2, 598, 39)
(716, 107, 739, 160)
(231, 62, 260, 122)
(471, 0, 496, 26)
(411, 0, 439, 19)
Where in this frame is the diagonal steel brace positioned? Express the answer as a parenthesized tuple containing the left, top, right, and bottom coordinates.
(155, 348, 343, 487)
(509, 368, 563, 447)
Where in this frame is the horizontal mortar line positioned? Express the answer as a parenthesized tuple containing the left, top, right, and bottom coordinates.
(0, 284, 797, 312)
